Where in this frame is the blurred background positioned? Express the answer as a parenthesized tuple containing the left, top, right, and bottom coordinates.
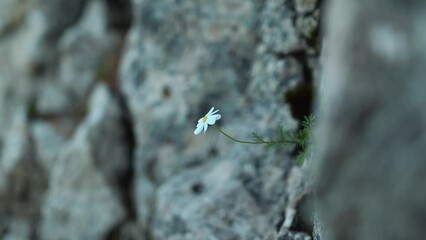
(0, 0, 319, 239)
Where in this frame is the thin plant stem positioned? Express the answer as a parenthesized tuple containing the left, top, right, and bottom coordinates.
(213, 125, 299, 145)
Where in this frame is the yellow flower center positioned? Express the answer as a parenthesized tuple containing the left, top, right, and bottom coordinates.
(202, 115, 208, 123)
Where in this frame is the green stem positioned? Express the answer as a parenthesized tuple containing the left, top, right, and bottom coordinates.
(213, 125, 299, 145)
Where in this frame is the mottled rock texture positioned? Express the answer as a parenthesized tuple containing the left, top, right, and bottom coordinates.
(0, 0, 320, 239)
(315, 0, 426, 239)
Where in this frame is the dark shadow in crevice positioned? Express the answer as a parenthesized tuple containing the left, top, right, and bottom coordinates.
(276, 49, 314, 122)
(289, 193, 315, 236)
(105, 0, 132, 32)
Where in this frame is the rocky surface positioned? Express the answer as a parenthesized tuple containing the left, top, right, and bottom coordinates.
(0, 0, 321, 239)
(40, 84, 128, 239)
(315, 0, 426, 239)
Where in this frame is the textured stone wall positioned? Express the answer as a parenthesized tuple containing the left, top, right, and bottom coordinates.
(0, 0, 320, 239)
(315, 0, 426, 239)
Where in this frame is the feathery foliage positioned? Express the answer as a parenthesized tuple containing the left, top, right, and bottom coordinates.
(251, 114, 315, 165)
(210, 112, 315, 165)
(296, 114, 315, 165)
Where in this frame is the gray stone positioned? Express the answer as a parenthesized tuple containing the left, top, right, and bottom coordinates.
(278, 167, 310, 235)
(0, 0, 322, 238)
(31, 120, 66, 172)
(35, 0, 120, 115)
(0, 109, 48, 240)
(35, 81, 72, 115)
(57, 0, 114, 99)
(79, 84, 131, 188)
(118, 0, 316, 238)
(41, 137, 125, 240)
(153, 160, 276, 240)
(2, 218, 31, 240)
(278, 231, 312, 240)
(249, 53, 302, 101)
(36, 0, 87, 39)
(0, 8, 47, 233)
(40, 84, 128, 239)
(0, 0, 30, 36)
(295, 10, 320, 40)
(315, 0, 426, 239)
(0, 109, 31, 192)
(260, 0, 302, 53)
(120, 0, 263, 231)
(294, 0, 318, 14)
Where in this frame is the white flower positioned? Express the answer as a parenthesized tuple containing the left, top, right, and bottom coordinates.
(194, 107, 222, 135)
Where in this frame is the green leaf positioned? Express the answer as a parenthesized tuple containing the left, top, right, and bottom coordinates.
(251, 132, 264, 143)
(266, 142, 276, 149)
(296, 151, 306, 166)
(277, 125, 286, 140)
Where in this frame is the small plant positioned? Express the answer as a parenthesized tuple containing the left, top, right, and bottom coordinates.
(194, 107, 314, 165)
(295, 115, 315, 165)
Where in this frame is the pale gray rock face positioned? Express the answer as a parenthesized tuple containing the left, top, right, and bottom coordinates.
(294, 0, 318, 14)
(0, 0, 321, 239)
(260, 0, 302, 53)
(41, 137, 125, 240)
(37, 0, 87, 38)
(0, 0, 25, 36)
(41, 84, 127, 240)
(0, 0, 133, 238)
(0, 108, 48, 240)
(31, 120, 65, 172)
(119, 1, 315, 238)
(37, 0, 119, 115)
(153, 154, 292, 240)
(315, 0, 426, 240)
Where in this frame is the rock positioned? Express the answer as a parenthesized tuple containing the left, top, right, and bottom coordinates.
(36, 0, 119, 114)
(120, 0, 261, 230)
(0, 109, 32, 192)
(0, 0, 322, 238)
(0, 7, 48, 234)
(0, 0, 29, 36)
(37, 0, 87, 39)
(79, 84, 131, 189)
(278, 231, 312, 240)
(294, 0, 318, 14)
(260, 0, 302, 53)
(119, 0, 315, 237)
(41, 137, 125, 240)
(31, 120, 66, 172)
(315, 0, 426, 239)
(278, 167, 310, 235)
(1, 218, 31, 240)
(295, 10, 320, 41)
(34, 81, 72, 115)
(153, 160, 275, 240)
(0, 109, 48, 240)
(0, 0, 87, 77)
(40, 84, 128, 239)
(149, 129, 299, 239)
(133, 175, 155, 231)
(249, 52, 303, 107)
(312, 213, 323, 240)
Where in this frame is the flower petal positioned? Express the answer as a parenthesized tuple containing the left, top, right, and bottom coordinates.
(203, 122, 208, 133)
(206, 116, 216, 125)
(207, 107, 215, 115)
(211, 109, 219, 115)
(194, 124, 203, 135)
(207, 114, 221, 125)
